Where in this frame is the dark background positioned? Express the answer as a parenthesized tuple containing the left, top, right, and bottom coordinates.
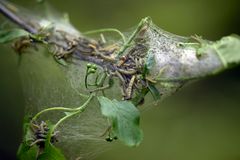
(0, 0, 240, 159)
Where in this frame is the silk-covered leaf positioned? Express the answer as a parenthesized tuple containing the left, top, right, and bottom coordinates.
(146, 51, 155, 70)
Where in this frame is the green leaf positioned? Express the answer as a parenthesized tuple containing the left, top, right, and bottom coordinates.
(0, 29, 29, 43)
(17, 142, 38, 160)
(148, 83, 161, 100)
(98, 96, 143, 147)
(109, 78, 114, 87)
(131, 87, 149, 106)
(38, 144, 66, 160)
(18, 119, 66, 160)
(38, 124, 66, 160)
(17, 116, 38, 160)
(54, 56, 68, 66)
(211, 35, 240, 68)
(21, 116, 33, 142)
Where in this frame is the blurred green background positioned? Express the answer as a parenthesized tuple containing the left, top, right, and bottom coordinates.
(0, 0, 240, 160)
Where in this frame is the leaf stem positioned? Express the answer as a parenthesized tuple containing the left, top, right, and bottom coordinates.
(52, 94, 94, 131)
(32, 107, 78, 121)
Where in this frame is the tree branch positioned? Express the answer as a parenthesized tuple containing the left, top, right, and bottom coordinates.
(0, 1, 37, 33)
(0, 0, 240, 101)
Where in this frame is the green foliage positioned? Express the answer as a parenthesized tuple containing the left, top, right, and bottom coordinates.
(38, 144, 66, 160)
(97, 96, 143, 147)
(17, 117, 37, 160)
(188, 35, 240, 69)
(37, 125, 66, 160)
(180, 35, 240, 72)
(0, 29, 29, 43)
(211, 35, 240, 68)
(1, 2, 239, 159)
(17, 120, 38, 160)
(53, 56, 68, 66)
(17, 143, 38, 160)
(17, 119, 66, 160)
(131, 88, 149, 106)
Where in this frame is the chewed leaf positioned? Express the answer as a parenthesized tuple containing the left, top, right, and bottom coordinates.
(0, 29, 29, 43)
(98, 96, 143, 147)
